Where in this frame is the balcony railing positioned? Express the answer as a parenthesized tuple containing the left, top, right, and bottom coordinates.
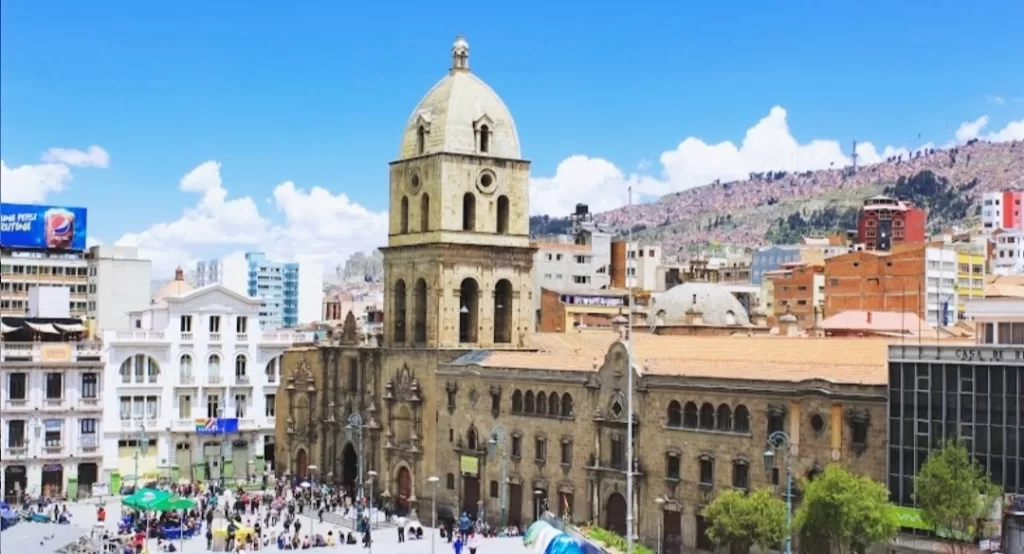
(76, 343, 102, 357)
(181, 332, 194, 341)
(172, 419, 193, 429)
(210, 333, 222, 342)
(237, 418, 255, 428)
(4, 445, 28, 457)
(4, 398, 29, 409)
(179, 375, 196, 385)
(112, 331, 166, 341)
(43, 398, 65, 409)
(79, 397, 102, 410)
(207, 375, 223, 385)
(80, 435, 99, 448)
(236, 333, 249, 342)
(43, 443, 63, 453)
(235, 375, 250, 385)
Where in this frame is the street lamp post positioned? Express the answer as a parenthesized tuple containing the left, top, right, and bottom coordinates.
(427, 476, 439, 554)
(133, 421, 149, 489)
(763, 431, 793, 554)
(217, 408, 230, 487)
(346, 413, 365, 503)
(366, 470, 378, 554)
(654, 497, 665, 554)
(487, 426, 509, 528)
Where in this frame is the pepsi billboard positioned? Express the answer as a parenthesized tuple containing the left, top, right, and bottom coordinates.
(0, 203, 88, 252)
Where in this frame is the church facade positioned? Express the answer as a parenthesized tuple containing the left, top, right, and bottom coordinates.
(274, 38, 891, 553)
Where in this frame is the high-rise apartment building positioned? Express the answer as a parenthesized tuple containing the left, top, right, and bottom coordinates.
(194, 253, 322, 329)
(982, 190, 1024, 232)
(857, 195, 927, 250)
(1, 246, 151, 333)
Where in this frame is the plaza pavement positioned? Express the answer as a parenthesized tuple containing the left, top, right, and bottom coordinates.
(59, 498, 532, 554)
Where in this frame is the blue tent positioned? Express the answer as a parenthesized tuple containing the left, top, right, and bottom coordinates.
(523, 520, 585, 554)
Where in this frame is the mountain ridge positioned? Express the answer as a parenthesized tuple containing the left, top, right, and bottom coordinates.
(530, 140, 1022, 256)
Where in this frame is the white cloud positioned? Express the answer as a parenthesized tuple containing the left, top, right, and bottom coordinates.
(0, 145, 109, 204)
(114, 161, 388, 277)
(530, 106, 1024, 217)
(41, 145, 110, 168)
(986, 95, 1006, 106)
(954, 115, 1024, 143)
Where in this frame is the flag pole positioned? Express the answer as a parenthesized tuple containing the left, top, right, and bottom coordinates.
(626, 186, 636, 554)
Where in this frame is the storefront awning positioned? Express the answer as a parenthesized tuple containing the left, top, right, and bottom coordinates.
(55, 323, 86, 333)
(0, 321, 18, 334)
(26, 322, 59, 334)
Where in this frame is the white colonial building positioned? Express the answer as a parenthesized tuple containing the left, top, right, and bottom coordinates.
(100, 269, 305, 491)
(1, 317, 104, 501)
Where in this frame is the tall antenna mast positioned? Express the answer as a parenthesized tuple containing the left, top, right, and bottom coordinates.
(626, 186, 636, 554)
(851, 140, 859, 173)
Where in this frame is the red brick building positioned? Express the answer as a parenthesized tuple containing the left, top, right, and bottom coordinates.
(857, 195, 927, 251)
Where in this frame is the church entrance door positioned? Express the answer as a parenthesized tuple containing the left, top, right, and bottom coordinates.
(462, 475, 481, 519)
(396, 466, 412, 514)
(295, 448, 308, 480)
(663, 510, 682, 554)
(508, 482, 523, 527)
(605, 493, 627, 537)
(342, 443, 358, 492)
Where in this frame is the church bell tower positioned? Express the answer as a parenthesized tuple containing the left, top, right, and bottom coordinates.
(380, 37, 535, 349)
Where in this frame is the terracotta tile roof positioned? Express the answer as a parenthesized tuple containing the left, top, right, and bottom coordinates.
(476, 332, 930, 385)
(821, 310, 933, 334)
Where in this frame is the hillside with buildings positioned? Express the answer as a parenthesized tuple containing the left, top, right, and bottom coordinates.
(530, 140, 1023, 256)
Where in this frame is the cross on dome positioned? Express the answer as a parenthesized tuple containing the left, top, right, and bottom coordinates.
(451, 36, 470, 73)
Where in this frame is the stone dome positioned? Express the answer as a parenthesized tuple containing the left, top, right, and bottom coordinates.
(397, 36, 521, 160)
(651, 282, 751, 327)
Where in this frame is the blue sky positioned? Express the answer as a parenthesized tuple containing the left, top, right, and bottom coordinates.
(1, 0, 1022, 275)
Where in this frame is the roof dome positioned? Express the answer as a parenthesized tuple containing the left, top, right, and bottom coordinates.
(152, 267, 194, 304)
(397, 36, 521, 160)
(651, 282, 751, 327)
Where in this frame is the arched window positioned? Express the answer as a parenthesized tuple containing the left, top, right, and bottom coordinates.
(734, 405, 751, 433)
(208, 354, 221, 377)
(716, 404, 733, 431)
(683, 402, 698, 428)
(561, 393, 574, 417)
(234, 354, 247, 377)
(725, 310, 737, 325)
(467, 426, 478, 451)
(536, 391, 548, 414)
(479, 124, 490, 153)
(548, 393, 560, 417)
(458, 278, 479, 343)
(524, 391, 535, 413)
(179, 354, 193, 380)
(512, 390, 523, 413)
(416, 126, 426, 155)
(496, 195, 510, 234)
(699, 403, 715, 429)
(666, 400, 683, 427)
(265, 356, 280, 383)
(420, 194, 430, 232)
(393, 280, 407, 343)
(400, 196, 409, 234)
(122, 354, 161, 384)
(413, 278, 428, 343)
(493, 279, 513, 344)
(462, 193, 476, 231)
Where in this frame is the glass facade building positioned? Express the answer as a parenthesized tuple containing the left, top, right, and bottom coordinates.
(887, 343, 1024, 507)
(246, 252, 300, 330)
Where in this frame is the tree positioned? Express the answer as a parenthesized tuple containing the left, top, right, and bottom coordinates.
(702, 488, 787, 554)
(914, 440, 1001, 553)
(794, 465, 898, 554)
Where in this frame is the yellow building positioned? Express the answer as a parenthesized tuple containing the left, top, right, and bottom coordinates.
(956, 251, 986, 316)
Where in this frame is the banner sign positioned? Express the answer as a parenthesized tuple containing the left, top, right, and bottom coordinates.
(194, 418, 238, 435)
(0, 203, 88, 251)
(460, 455, 479, 476)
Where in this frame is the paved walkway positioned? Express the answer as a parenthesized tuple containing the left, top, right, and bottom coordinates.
(56, 499, 531, 554)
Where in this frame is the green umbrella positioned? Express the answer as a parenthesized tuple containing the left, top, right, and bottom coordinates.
(152, 496, 196, 512)
(122, 488, 172, 510)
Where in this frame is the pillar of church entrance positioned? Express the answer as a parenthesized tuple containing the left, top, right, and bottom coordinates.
(589, 480, 599, 523)
(631, 483, 640, 539)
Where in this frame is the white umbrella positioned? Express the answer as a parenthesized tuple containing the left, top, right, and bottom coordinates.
(300, 481, 312, 488)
